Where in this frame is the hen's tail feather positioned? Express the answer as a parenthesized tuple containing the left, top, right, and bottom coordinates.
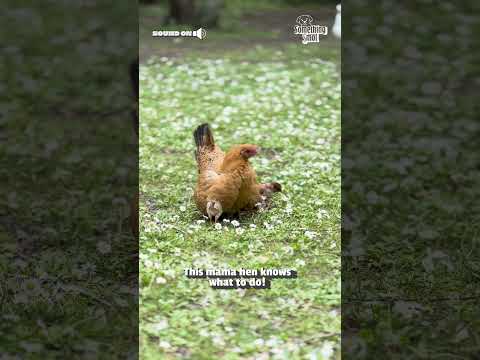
(194, 123, 215, 161)
(194, 123, 215, 148)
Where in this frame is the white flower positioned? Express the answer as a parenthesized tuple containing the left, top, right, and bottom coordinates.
(199, 329, 209, 337)
(264, 222, 273, 230)
(454, 326, 469, 343)
(155, 277, 167, 284)
(144, 260, 153, 268)
(366, 191, 379, 204)
(159, 341, 171, 349)
(422, 248, 453, 272)
(22, 279, 42, 296)
(304, 231, 317, 240)
(214, 223, 222, 230)
(329, 309, 338, 317)
(164, 269, 175, 278)
(196, 219, 205, 225)
(418, 229, 438, 240)
(212, 334, 225, 346)
(13, 293, 28, 304)
(317, 209, 328, 219)
(295, 259, 306, 267)
(222, 219, 230, 223)
(254, 339, 265, 347)
(236, 288, 246, 297)
(97, 241, 111, 254)
(393, 301, 423, 318)
(421, 81, 442, 95)
(151, 319, 169, 332)
(265, 337, 279, 347)
(19, 341, 44, 353)
(225, 326, 234, 333)
(235, 228, 245, 235)
(231, 220, 240, 227)
(284, 246, 294, 255)
(320, 341, 334, 359)
(249, 224, 257, 229)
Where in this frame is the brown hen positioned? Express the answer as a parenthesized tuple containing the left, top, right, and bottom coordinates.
(193, 123, 281, 222)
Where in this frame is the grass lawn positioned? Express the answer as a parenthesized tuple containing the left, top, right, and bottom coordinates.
(139, 39, 341, 358)
(1, 1, 138, 357)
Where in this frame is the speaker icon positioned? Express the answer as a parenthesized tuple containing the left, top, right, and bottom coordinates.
(192, 28, 206, 40)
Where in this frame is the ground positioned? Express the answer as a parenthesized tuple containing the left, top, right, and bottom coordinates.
(139, 2, 341, 359)
(1, 1, 138, 357)
(341, 2, 480, 358)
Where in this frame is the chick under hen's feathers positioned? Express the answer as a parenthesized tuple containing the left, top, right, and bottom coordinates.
(193, 124, 281, 221)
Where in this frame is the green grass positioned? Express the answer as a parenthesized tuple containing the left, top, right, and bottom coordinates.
(139, 43, 341, 358)
(341, 2, 480, 358)
(0, 1, 138, 357)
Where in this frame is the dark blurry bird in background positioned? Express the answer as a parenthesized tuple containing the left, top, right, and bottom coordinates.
(130, 58, 139, 238)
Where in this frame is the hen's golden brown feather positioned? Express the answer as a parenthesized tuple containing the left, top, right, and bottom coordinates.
(193, 124, 281, 221)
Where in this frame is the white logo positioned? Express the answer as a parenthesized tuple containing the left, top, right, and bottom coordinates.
(152, 27, 206, 40)
(294, 15, 328, 44)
